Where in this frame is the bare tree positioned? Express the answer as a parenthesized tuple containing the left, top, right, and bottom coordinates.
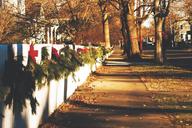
(0, 8, 18, 43)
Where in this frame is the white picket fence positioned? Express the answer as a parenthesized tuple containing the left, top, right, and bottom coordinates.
(0, 44, 102, 128)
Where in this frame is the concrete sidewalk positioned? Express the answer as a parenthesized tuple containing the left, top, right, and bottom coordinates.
(40, 49, 173, 128)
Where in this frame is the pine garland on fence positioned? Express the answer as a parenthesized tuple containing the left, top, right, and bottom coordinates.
(58, 46, 83, 77)
(77, 46, 107, 65)
(40, 47, 63, 83)
(1, 45, 108, 114)
(77, 47, 95, 64)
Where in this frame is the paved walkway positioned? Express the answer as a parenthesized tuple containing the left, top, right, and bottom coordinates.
(41, 49, 173, 128)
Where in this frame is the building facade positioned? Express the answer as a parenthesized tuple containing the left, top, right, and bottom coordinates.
(174, 20, 191, 44)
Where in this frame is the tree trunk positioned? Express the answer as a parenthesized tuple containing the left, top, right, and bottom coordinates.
(138, 23, 143, 51)
(120, 16, 128, 45)
(136, 0, 143, 52)
(127, 14, 140, 59)
(103, 13, 111, 48)
(120, 2, 131, 57)
(155, 17, 164, 64)
(127, 0, 140, 60)
(162, 18, 167, 62)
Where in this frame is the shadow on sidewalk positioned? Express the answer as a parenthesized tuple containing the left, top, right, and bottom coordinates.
(67, 100, 192, 115)
(93, 71, 192, 79)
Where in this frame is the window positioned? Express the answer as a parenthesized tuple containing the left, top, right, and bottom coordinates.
(188, 35, 191, 40)
(18, 0, 22, 5)
(181, 34, 183, 39)
(180, 25, 183, 29)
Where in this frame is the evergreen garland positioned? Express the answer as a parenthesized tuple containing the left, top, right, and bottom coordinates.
(101, 46, 113, 56)
(40, 47, 64, 83)
(77, 47, 95, 64)
(96, 46, 105, 58)
(59, 46, 83, 77)
(1, 45, 105, 115)
(28, 57, 45, 89)
(40, 46, 83, 82)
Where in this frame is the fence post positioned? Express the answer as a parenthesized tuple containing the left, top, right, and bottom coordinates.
(64, 75, 68, 102)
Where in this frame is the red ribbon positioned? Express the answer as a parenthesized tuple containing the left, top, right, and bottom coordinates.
(52, 47, 60, 60)
(77, 48, 89, 54)
(29, 45, 38, 63)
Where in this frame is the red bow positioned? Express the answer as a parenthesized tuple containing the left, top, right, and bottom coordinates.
(29, 45, 38, 63)
(77, 48, 89, 54)
(52, 47, 60, 60)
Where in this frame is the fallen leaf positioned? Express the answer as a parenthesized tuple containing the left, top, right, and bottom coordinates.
(182, 106, 187, 109)
(179, 120, 183, 123)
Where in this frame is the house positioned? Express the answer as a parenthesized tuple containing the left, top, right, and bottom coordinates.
(170, 0, 192, 45)
(25, 2, 60, 44)
(173, 20, 191, 44)
(0, 0, 62, 44)
(0, 0, 25, 14)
